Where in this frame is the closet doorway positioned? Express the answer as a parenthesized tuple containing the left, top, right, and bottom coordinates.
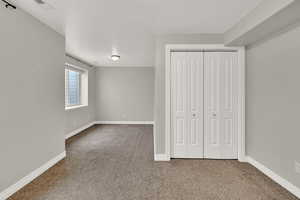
(165, 45, 245, 161)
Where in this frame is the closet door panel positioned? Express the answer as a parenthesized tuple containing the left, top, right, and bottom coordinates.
(187, 52, 204, 158)
(220, 52, 238, 158)
(204, 53, 221, 158)
(204, 52, 238, 159)
(171, 52, 204, 158)
(171, 52, 187, 157)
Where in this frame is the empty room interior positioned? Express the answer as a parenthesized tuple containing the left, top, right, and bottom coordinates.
(1, 0, 300, 199)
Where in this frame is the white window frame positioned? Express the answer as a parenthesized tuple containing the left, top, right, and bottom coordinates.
(65, 63, 88, 110)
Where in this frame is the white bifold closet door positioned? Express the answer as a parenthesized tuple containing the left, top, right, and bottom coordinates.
(171, 51, 238, 159)
(204, 52, 238, 159)
(171, 52, 204, 158)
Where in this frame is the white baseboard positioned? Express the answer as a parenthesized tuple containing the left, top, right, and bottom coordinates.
(65, 121, 154, 140)
(65, 122, 95, 140)
(0, 151, 66, 200)
(154, 154, 170, 161)
(95, 121, 154, 125)
(247, 156, 300, 198)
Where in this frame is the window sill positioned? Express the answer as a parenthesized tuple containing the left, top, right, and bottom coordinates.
(65, 104, 88, 111)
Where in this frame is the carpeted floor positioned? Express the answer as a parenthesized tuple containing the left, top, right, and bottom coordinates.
(9, 125, 298, 200)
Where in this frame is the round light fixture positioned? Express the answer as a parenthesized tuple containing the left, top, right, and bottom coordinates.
(111, 55, 120, 61)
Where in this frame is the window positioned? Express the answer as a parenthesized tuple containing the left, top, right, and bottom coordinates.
(65, 69, 81, 106)
(65, 64, 88, 109)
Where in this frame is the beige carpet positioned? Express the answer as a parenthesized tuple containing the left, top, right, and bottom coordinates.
(9, 125, 298, 200)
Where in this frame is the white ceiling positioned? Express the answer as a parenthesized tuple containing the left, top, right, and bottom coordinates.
(12, 0, 263, 67)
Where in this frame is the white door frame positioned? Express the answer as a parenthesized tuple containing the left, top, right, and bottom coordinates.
(165, 44, 246, 162)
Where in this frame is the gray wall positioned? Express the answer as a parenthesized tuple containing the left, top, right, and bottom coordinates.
(65, 56, 96, 135)
(0, 7, 65, 191)
(154, 34, 224, 154)
(246, 25, 300, 188)
(96, 67, 154, 121)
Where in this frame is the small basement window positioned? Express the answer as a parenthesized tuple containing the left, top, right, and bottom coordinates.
(65, 63, 88, 110)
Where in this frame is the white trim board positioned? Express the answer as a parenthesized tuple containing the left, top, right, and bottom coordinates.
(65, 122, 95, 140)
(95, 121, 154, 125)
(154, 154, 170, 161)
(0, 151, 66, 200)
(247, 156, 300, 199)
(165, 44, 246, 162)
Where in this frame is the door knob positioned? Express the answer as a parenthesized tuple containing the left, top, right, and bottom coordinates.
(212, 113, 217, 117)
(192, 113, 196, 117)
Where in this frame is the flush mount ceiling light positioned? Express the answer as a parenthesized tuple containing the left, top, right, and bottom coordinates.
(111, 55, 120, 61)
